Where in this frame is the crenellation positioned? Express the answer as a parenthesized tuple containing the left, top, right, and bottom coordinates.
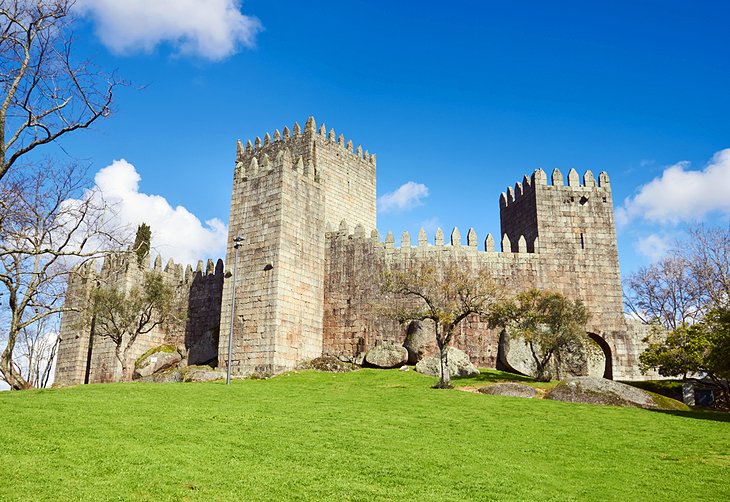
(467, 228, 478, 248)
(515, 182, 523, 199)
(598, 171, 610, 188)
(583, 169, 596, 188)
(451, 227, 461, 247)
(485, 233, 495, 252)
(401, 231, 411, 248)
(502, 234, 511, 252)
(567, 168, 580, 187)
(274, 129, 281, 141)
(551, 168, 563, 186)
(435, 228, 445, 247)
(293, 121, 301, 136)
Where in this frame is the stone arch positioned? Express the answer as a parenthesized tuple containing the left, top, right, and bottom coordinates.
(588, 333, 613, 380)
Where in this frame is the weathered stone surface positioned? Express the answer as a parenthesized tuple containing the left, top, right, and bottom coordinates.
(415, 347, 479, 378)
(402, 320, 435, 364)
(137, 368, 184, 383)
(478, 382, 537, 398)
(364, 344, 408, 369)
(182, 367, 227, 383)
(499, 333, 606, 380)
(545, 376, 678, 409)
(133, 347, 182, 380)
(300, 355, 359, 372)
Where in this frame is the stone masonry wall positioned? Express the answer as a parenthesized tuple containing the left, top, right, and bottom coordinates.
(324, 225, 540, 367)
(55, 254, 224, 385)
(221, 118, 376, 375)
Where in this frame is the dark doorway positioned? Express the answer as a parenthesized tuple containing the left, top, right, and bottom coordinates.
(588, 333, 613, 380)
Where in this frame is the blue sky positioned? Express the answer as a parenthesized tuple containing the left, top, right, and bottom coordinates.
(55, 0, 730, 274)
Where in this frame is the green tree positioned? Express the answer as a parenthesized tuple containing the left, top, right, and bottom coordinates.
(489, 289, 590, 382)
(640, 307, 730, 408)
(132, 223, 151, 267)
(381, 261, 501, 389)
(91, 272, 181, 381)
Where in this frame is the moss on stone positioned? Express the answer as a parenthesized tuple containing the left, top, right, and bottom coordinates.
(135, 344, 178, 370)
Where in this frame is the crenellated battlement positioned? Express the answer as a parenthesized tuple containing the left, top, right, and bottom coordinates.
(70, 251, 224, 290)
(500, 168, 611, 208)
(326, 220, 539, 256)
(234, 117, 376, 185)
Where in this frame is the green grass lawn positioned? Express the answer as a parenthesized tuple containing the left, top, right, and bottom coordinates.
(1, 369, 728, 501)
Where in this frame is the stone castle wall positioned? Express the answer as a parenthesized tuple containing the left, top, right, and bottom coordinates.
(56, 117, 651, 385)
(324, 168, 644, 380)
(55, 254, 223, 385)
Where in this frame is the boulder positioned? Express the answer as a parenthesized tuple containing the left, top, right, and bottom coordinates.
(402, 320, 435, 364)
(133, 346, 182, 380)
(545, 376, 682, 410)
(415, 347, 479, 378)
(364, 344, 408, 369)
(137, 368, 184, 383)
(300, 355, 359, 373)
(499, 333, 606, 380)
(478, 382, 538, 398)
(182, 367, 227, 383)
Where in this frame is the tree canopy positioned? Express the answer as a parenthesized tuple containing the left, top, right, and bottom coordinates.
(381, 261, 502, 388)
(488, 289, 589, 382)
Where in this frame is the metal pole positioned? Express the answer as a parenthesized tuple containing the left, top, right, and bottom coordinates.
(226, 236, 242, 385)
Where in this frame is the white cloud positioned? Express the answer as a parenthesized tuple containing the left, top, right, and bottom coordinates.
(635, 234, 672, 263)
(618, 148, 730, 226)
(74, 0, 262, 60)
(419, 217, 440, 235)
(378, 181, 429, 214)
(89, 160, 227, 266)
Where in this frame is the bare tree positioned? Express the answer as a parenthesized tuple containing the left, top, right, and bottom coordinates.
(13, 313, 59, 388)
(624, 225, 729, 330)
(0, 163, 120, 390)
(686, 225, 730, 309)
(0, 0, 120, 181)
(381, 261, 501, 388)
(624, 253, 704, 330)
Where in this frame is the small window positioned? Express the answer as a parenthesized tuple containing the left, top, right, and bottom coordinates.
(579, 196, 589, 205)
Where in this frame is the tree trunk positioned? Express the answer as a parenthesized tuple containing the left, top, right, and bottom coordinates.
(0, 327, 31, 390)
(438, 344, 452, 388)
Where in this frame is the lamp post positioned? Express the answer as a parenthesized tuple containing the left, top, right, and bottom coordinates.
(226, 236, 243, 385)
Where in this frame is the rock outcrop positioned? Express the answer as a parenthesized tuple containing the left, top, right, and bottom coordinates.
(415, 347, 479, 378)
(545, 376, 685, 410)
(478, 382, 538, 398)
(364, 344, 409, 369)
(133, 346, 183, 380)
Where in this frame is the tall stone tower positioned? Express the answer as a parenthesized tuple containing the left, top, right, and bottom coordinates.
(219, 117, 376, 375)
(499, 168, 628, 376)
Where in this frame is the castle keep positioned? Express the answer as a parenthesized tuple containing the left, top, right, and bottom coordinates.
(55, 117, 648, 385)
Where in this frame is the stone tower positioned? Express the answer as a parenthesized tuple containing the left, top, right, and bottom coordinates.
(219, 117, 376, 375)
(499, 168, 630, 376)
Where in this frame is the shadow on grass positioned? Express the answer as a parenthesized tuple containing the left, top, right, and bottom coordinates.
(651, 408, 730, 423)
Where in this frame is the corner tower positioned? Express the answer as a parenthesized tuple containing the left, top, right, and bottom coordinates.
(499, 169, 627, 372)
(220, 117, 377, 375)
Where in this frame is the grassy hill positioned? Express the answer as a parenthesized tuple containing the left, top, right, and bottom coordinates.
(1, 369, 728, 501)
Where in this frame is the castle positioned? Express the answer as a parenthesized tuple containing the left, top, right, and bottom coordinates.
(54, 117, 649, 385)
